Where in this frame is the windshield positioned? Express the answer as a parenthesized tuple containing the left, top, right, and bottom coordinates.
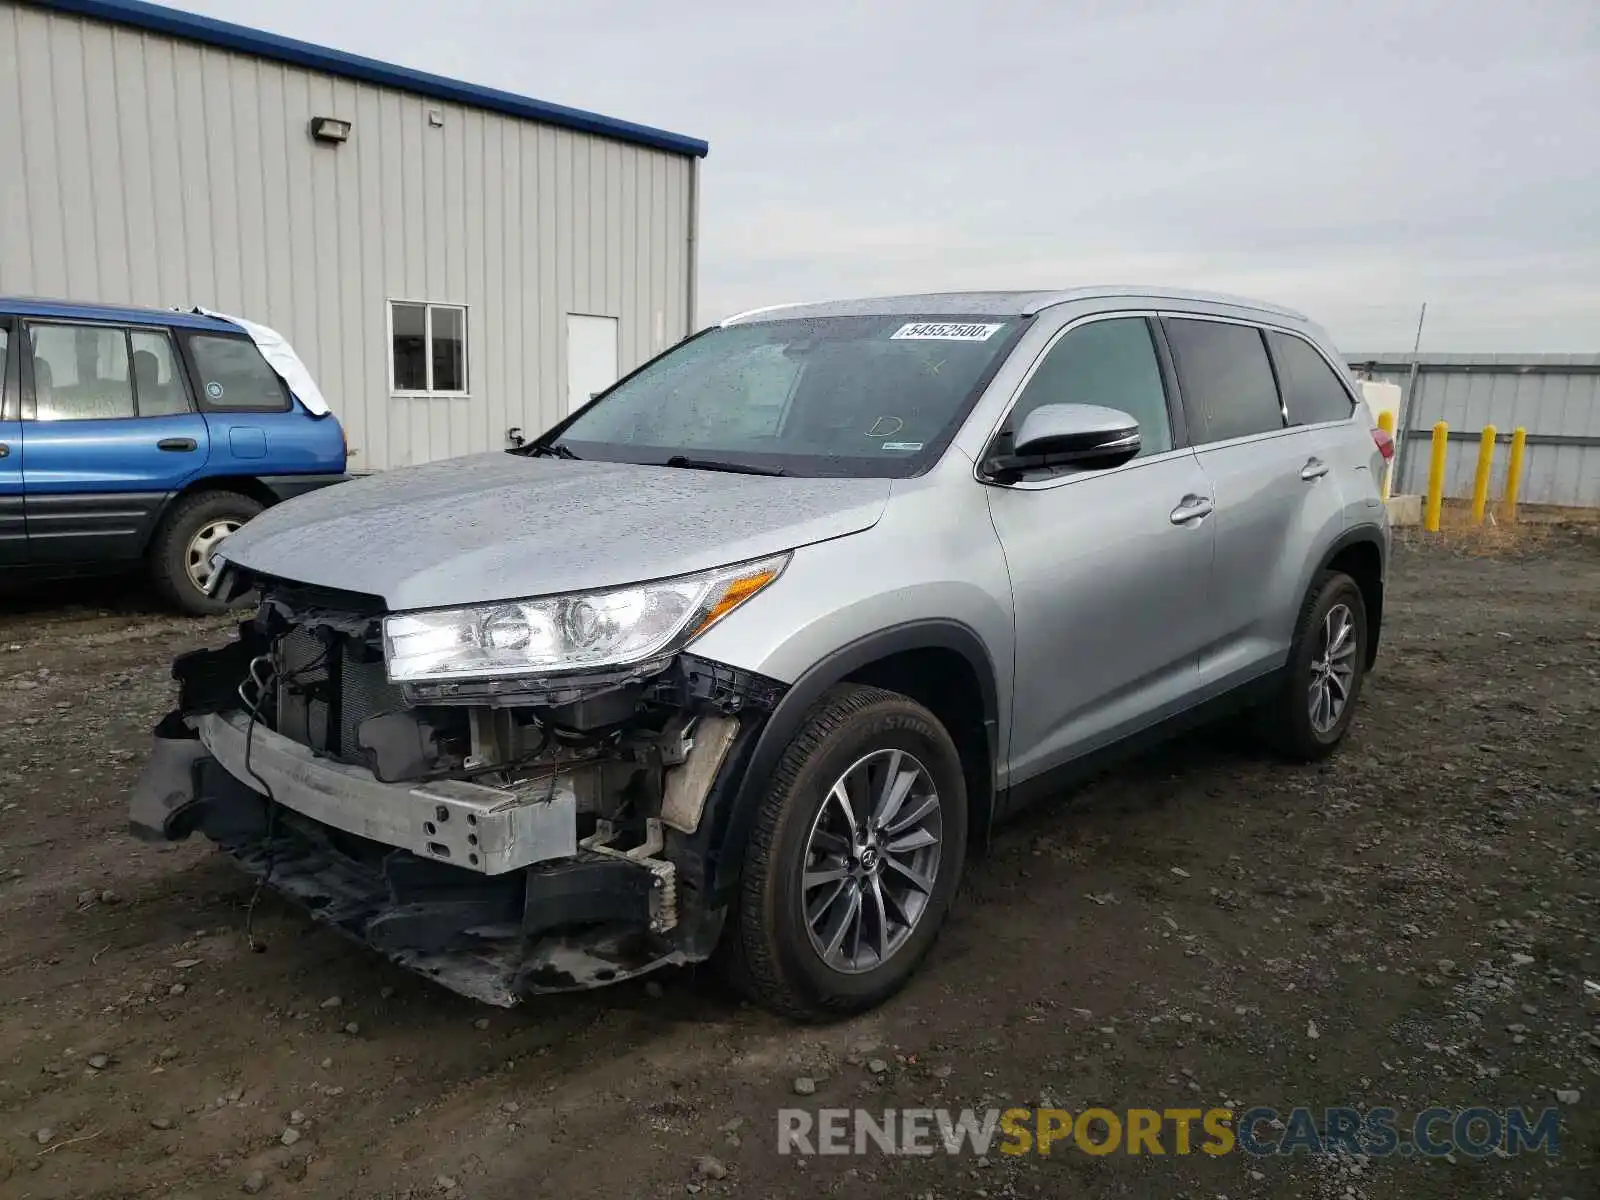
(546, 314, 1025, 477)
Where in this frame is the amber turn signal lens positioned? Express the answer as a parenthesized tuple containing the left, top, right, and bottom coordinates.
(690, 566, 781, 638)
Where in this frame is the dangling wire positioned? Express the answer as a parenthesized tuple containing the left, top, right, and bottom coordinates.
(236, 641, 332, 952)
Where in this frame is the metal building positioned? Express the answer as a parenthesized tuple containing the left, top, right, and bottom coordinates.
(0, 0, 707, 471)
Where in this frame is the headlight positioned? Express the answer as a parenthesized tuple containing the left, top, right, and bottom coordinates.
(382, 553, 789, 684)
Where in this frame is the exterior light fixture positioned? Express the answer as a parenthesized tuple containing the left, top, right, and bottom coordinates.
(309, 116, 352, 144)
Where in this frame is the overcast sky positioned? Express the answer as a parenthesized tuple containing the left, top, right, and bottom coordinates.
(175, 0, 1597, 352)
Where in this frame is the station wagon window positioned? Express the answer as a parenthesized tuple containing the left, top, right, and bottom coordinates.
(129, 329, 191, 417)
(1267, 330, 1355, 425)
(1163, 318, 1285, 444)
(1000, 317, 1173, 459)
(28, 324, 136, 421)
(391, 301, 468, 394)
(188, 334, 290, 411)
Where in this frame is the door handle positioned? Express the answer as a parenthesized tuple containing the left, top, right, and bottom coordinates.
(1169, 495, 1215, 524)
(1300, 457, 1329, 481)
(0, 443, 9, 459)
(157, 437, 198, 452)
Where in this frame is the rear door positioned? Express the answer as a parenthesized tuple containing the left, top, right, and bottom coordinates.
(0, 318, 23, 564)
(21, 320, 211, 564)
(1162, 315, 1344, 694)
(1265, 328, 1378, 522)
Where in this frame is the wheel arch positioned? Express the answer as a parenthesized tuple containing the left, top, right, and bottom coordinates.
(705, 620, 1000, 906)
(142, 476, 277, 553)
(1316, 525, 1386, 669)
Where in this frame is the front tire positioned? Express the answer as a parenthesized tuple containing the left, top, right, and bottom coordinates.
(1256, 570, 1368, 761)
(148, 490, 263, 615)
(720, 684, 968, 1021)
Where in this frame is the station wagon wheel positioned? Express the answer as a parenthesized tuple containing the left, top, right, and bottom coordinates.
(147, 490, 264, 616)
(802, 748, 945, 974)
(186, 517, 244, 593)
(1256, 570, 1368, 761)
(719, 684, 968, 1021)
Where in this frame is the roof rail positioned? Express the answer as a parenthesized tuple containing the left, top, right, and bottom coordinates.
(1022, 286, 1309, 321)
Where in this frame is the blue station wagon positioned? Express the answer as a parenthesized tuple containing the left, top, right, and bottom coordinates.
(0, 298, 348, 613)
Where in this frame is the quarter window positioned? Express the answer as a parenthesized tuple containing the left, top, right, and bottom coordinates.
(1001, 317, 1174, 459)
(1267, 331, 1355, 425)
(391, 301, 468, 394)
(188, 334, 290, 411)
(29, 324, 136, 421)
(1163, 318, 1285, 444)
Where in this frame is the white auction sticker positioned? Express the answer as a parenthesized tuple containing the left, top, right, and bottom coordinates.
(890, 322, 1003, 342)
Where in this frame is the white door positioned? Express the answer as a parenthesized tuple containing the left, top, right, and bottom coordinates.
(566, 315, 620, 416)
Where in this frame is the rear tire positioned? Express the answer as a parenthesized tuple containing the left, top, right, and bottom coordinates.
(1255, 570, 1368, 762)
(719, 684, 968, 1021)
(148, 490, 263, 616)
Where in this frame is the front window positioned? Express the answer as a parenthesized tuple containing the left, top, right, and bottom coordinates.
(548, 315, 1025, 477)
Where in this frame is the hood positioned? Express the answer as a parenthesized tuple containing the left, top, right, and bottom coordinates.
(218, 452, 892, 610)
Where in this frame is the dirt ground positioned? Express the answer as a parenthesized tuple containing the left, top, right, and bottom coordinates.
(1, 529, 1596, 1200)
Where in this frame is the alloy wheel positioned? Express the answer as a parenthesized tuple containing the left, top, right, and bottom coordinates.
(1308, 602, 1358, 734)
(801, 748, 944, 974)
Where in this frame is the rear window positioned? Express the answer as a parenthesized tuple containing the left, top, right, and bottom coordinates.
(188, 334, 290, 411)
(1163, 318, 1284, 444)
(1267, 331, 1355, 425)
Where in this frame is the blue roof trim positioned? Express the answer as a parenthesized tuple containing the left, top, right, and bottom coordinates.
(24, 0, 710, 158)
(1, 295, 240, 328)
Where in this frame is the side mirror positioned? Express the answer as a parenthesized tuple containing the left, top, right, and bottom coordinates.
(988, 403, 1142, 477)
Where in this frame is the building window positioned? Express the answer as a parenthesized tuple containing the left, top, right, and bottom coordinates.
(391, 302, 468, 395)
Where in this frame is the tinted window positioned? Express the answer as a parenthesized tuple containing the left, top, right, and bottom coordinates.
(30, 324, 136, 421)
(1003, 317, 1173, 459)
(555, 315, 1022, 478)
(1268, 331, 1354, 425)
(189, 335, 289, 410)
(0, 324, 8, 413)
(130, 329, 191, 417)
(1164, 319, 1283, 443)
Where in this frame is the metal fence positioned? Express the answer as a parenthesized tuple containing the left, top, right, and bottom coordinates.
(1345, 354, 1600, 508)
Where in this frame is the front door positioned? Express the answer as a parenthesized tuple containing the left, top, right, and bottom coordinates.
(21, 321, 211, 564)
(985, 315, 1216, 786)
(0, 319, 23, 564)
(566, 314, 620, 416)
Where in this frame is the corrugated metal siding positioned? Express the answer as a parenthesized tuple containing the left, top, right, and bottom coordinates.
(1348, 355, 1600, 508)
(0, 1, 694, 470)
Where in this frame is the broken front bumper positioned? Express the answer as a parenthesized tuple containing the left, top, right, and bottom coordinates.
(194, 710, 577, 874)
(129, 722, 707, 1004)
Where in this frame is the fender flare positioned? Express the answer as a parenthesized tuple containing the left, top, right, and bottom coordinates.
(1311, 523, 1388, 666)
(702, 619, 1001, 905)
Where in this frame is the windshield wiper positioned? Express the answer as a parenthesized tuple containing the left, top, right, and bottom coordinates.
(517, 441, 581, 460)
(661, 455, 785, 477)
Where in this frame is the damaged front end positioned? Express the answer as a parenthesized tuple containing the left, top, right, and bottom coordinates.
(129, 575, 785, 1005)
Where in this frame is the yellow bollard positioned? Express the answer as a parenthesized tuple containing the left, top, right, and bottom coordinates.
(1470, 424, 1498, 523)
(1377, 410, 1396, 501)
(1502, 426, 1528, 522)
(1424, 421, 1448, 532)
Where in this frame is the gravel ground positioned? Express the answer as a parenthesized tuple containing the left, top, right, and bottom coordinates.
(0, 529, 1596, 1200)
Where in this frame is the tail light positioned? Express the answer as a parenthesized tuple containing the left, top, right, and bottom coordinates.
(1371, 426, 1394, 461)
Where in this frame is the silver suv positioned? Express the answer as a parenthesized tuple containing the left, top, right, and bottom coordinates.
(131, 287, 1392, 1019)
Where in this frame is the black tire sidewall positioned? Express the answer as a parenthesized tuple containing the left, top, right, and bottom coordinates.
(1287, 572, 1368, 753)
(764, 700, 968, 1011)
(151, 492, 262, 614)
